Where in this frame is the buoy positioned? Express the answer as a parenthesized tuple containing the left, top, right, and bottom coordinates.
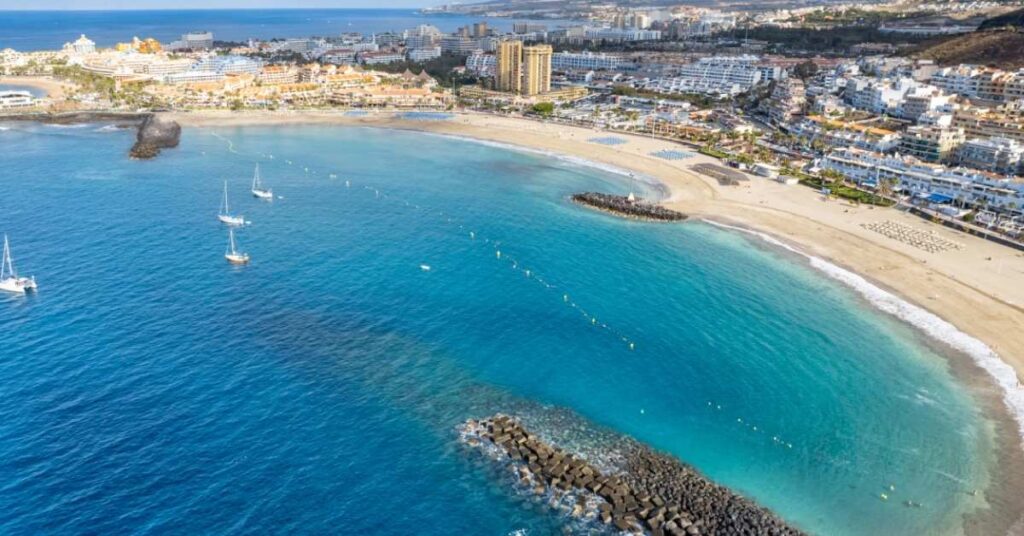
(525, 270, 531, 277)
(420, 264, 431, 272)
(640, 408, 645, 414)
(496, 251, 502, 259)
(470, 231, 475, 239)
(889, 484, 895, 492)
(591, 318, 597, 325)
(345, 180, 350, 187)
(880, 493, 889, 501)
(629, 342, 635, 350)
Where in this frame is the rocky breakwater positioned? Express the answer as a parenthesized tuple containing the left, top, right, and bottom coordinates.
(572, 192, 687, 222)
(129, 114, 181, 159)
(461, 415, 804, 536)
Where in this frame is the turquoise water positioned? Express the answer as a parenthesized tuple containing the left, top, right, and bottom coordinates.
(0, 122, 993, 535)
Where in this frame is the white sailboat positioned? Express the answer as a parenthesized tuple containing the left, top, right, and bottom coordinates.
(0, 234, 37, 294)
(224, 228, 250, 265)
(251, 164, 273, 200)
(218, 181, 246, 226)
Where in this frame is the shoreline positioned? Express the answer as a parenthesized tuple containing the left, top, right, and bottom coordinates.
(96, 108, 1024, 532)
(0, 75, 69, 99)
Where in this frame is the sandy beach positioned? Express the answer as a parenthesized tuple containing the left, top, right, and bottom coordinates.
(0, 75, 70, 99)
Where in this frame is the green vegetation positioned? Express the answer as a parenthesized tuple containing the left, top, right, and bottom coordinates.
(699, 147, 729, 159)
(736, 26, 932, 53)
(793, 7, 934, 26)
(798, 175, 894, 206)
(530, 102, 555, 116)
(367, 53, 477, 87)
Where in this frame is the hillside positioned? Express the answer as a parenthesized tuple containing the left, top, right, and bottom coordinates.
(978, 7, 1024, 30)
(913, 28, 1024, 68)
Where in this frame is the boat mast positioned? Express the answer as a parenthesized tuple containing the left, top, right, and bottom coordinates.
(253, 164, 260, 190)
(2, 234, 13, 279)
(228, 228, 236, 255)
(222, 181, 230, 214)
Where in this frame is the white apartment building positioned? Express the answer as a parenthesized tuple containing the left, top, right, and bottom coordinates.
(407, 47, 442, 62)
(551, 51, 628, 71)
(584, 28, 661, 42)
(440, 36, 480, 54)
(169, 32, 214, 51)
(360, 51, 404, 65)
(956, 137, 1024, 176)
(821, 147, 1024, 211)
(164, 70, 224, 84)
(898, 85, 954, 121)
(645, 55, 762, 97)
(844, 77, 920, 116)
(466, 53, 496, 76)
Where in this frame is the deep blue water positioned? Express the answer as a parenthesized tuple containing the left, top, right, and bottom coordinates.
(0, 122, 995, 535)
(0, 9, 577, 51)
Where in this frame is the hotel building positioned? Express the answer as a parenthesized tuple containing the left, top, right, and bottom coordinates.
(522, 45, 552, 96)
(496, 40, 523, 94)
(821, 148, 1024, 212)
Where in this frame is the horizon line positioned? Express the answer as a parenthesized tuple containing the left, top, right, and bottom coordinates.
(0, 6, 447, 12)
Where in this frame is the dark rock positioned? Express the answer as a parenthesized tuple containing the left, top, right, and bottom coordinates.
(572, 192, 687, 222)
(130, 114, 181, 159)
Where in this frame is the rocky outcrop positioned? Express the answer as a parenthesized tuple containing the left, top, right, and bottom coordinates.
(129, 114, 181, 159)
(572, 192, 687, 222)
(462, 415, 804, 536)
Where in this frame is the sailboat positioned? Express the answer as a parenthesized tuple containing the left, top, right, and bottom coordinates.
(0, 234, 37, 294)
(251, 164, 273, 200)
(224, 228, 250, 265)
(218, 181, 246, 226)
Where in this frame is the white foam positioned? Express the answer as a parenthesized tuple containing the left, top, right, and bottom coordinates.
(703, 219, 1024, 444)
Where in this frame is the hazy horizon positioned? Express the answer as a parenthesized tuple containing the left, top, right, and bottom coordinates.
(0, 1, 443, 10)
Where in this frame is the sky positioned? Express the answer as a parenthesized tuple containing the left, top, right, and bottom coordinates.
(0, 0, 440, 8)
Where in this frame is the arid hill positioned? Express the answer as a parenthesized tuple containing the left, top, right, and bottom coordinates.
(913, 28, 1024, 69)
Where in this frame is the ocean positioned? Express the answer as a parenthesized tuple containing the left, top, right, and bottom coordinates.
(0, 121, 1002, 535)
(0, 9, 578, 52)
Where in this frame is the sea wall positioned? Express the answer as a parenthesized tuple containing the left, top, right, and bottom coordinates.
(461, 414, 804, 536)
(573, 192, 687, 222)
(0, 111, 180, 159)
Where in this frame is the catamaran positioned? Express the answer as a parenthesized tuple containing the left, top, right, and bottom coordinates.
(251, 164, 273, 200)
(218, 181, 246, 226)
(0, 234, 37, 294)
(224, 228, 250, 265)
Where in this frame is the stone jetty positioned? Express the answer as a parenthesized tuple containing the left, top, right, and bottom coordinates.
(572, 192, 687, 222)
(462, 415, 804, 536)
(0, 111, 180, 159)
